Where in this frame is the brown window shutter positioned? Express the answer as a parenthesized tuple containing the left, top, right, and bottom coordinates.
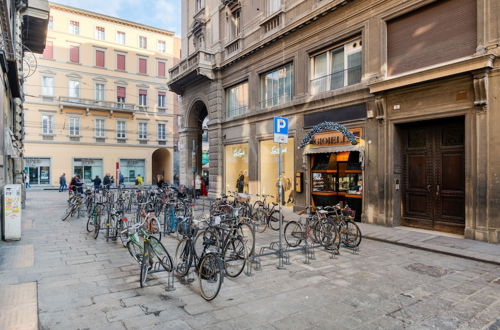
(387, 0, 477, 76)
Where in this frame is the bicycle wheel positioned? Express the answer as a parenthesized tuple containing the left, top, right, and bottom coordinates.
(93, 214, 101, 239)
(147, 217, 162, 241)
(198, 253, 223, 301)
(61, 205, 74, 221)
(238, 223, 255, 257)
(284, 221, 303, 247)
(139, 251, 150, 288)
(127, 239, 143, 263)
(269, 210, 282, 231)
(252, 208, 267, 233)
(174, 238, 192, 277)
(86, 212, 95, 232)
(340, 220, 362, 248)
(117, 220, 129, 247)
(318, 220, 339, 248)
(149, 236, 173, 272)
(194, 228, 219, 258)
(222, 236, 246, 278)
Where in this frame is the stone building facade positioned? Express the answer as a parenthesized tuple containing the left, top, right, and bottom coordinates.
(168, 0, 500, 243)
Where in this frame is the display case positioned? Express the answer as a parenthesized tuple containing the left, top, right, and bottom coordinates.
(312, 172, 336, 192)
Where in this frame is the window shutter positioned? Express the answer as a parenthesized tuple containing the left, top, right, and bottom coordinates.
(96, 50, 105, 67)
(117, 86, 126, 98)
(158, 91, 166, 96)
(43, 41, 53, 58)
(158, 61, 166, 77)
(139, 58, 147, 74)
(117, 54, 125, 70)
(139, 89, 147, 95)
(70, 46, 79, 63)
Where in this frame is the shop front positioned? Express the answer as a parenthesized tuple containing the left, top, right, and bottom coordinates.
(302, 125, 364, 221)
(73, 158, 103, 184)
(120, 159, 146, 184)
(24, 157, 51, 185)
(224, 143, 249, 193)
(259, 138, 295, 206)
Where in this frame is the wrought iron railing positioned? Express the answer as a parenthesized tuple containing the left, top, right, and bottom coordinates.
(310, 66, 362, 95)
(59, 96, 149, 112)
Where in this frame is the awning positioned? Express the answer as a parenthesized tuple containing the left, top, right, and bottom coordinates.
(303, 139, 365, 165)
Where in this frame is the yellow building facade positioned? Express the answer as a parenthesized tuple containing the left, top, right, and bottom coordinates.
(24, 3, 180, 186)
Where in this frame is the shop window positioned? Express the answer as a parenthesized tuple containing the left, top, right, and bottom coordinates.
(259, 138, 295, 205)
(120, 159, 145, 183)
(261, 63, 293, 108)
(224, 143, 249, 193)
(310, 38, 362, 95)
(226, 81, 248, 118)
(74, 158, 103, 184)
(25, 158, 51, 185)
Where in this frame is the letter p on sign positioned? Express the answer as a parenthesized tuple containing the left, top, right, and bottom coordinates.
(273, 116, 288, 143)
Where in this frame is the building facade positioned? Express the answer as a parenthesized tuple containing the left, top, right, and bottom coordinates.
(169, 0, 500, 243)
(24, 3, 181, 187)
(1, 0, 49, 238)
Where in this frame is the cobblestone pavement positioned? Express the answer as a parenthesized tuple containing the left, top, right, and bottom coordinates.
(1, 191, 499, 330)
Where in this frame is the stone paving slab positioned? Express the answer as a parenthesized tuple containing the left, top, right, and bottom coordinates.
(0, 191, 499, 329)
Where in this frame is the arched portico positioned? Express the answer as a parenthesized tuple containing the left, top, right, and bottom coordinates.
(152, 148, 171, 184)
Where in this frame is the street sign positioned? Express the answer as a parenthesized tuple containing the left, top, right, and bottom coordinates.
(273, 116, 289, 144)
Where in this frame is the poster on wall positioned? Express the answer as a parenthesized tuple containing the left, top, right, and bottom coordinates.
(3, 184, 22, 240)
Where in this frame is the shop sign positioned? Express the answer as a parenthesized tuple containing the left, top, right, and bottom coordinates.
(25, 158, 42, 166)
(310, 128, 362, 147)
(233, 148, 246, 158)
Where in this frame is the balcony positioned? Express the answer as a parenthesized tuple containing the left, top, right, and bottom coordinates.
(58, 97, 149, 114)
(168, 50, 215, 95)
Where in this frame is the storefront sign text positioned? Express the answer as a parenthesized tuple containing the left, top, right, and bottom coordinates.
(310, 128, 362, 147)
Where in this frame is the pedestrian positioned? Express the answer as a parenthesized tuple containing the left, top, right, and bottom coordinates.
(201, 176, 208, 196)
(119, 171, 125, 188)
(92, 175, 102, 189)
(135, 174, 143, 186)
(71, 175, 83, 194)
(195, 174, 201, 198)
(103, 173, 111, 189)
(24, 172, 30, 189)
(156, 174, 165, 189)
(59, 173, 67, 192)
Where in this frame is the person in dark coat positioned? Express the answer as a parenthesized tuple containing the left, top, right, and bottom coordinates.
(93, 175, 102, 189)
(59, 173, 67, 192)
(103, 174, 111, 189)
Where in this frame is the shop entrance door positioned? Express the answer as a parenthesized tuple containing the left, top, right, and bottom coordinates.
(401, 117, 465, 234)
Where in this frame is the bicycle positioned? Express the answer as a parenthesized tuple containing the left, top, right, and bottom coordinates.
(284, 206, 338, 248)
(174, 227, 224, 301)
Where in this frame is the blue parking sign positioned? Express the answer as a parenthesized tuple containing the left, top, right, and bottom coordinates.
(273, 117, 288, 143)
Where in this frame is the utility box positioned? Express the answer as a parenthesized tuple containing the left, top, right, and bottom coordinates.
(3, 184, 22, 240)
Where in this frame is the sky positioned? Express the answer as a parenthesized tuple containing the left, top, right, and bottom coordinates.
(53, 0, 182, 35)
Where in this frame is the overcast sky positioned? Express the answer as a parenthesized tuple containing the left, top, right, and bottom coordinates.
(53, 0, 181, 35)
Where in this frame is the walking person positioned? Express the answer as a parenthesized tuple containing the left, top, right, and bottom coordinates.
(118, 171, 125, 188)
(24, 172, 30, 189)
(59, 173, 67, 192)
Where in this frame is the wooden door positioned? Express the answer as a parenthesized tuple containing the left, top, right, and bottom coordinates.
(401, 118, 465, 234)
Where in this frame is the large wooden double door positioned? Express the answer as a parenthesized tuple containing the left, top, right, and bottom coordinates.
(401, 117, 465, 234)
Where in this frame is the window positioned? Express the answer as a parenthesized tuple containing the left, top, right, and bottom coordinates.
(95, 119, 105, 137)
(228, 9, 241, 41)
(117, 120, 126, 138)
(157, 40, 166, 53)
(116, 31, 126, 44)
(41, 76, 54, 96)
(69, 21, 80, 35)
(41, 115, 54, 135)
(226, 81, 248, 117)
(117, 86, 126, 103)
(157, 123, 166, 141)
(310, 38, 362, 95)
(43, 41, 53, 59)
(139, 89, 147, 106)
(267, 0, 280, 14)
(261, 63, 293, 108)
(138, 122, 148, 140)
(116, 53, 126, 70)
(95, 26, 105, 40)
(158, 91, 166, 108)
(95, 83, 105, 101)
(195, 0, 205, 11)
(138, 58, 147, 74)
(95, 50, 105, 67)
(139, 36, 147, 49)
(48, 16, 53, 30)
(69, 46, 79, 63)
(69, 117, 80, 136)
(158, 61, 166, 77)
(68, 80, 80, 98)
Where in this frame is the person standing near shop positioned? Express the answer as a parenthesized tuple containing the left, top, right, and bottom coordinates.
(135, 174, 143, 186)
(103, 173, 111, 190)
(59, 173, 67, 192)
(24, 172, 30, 189)
(119, 171, 125, 188)
(156, 174, 165, 189)
(195, 174, 202, 198)
(236, 171, 244, 193)
(92, 175, 102, 189)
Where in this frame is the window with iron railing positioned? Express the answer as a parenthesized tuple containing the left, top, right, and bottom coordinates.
(261, 63, 293, 108)
(226, 81, 248, 118)
(310, 38, 362, 95)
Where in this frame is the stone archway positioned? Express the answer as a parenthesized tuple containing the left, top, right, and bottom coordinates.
(179, 100, 208, 189)
(152, 148, 171, 184)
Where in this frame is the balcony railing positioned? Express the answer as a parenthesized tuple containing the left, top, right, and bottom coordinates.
(169, 50, 215, 80)
(310, 66, 362, 96)
(59, 97, 149, 113)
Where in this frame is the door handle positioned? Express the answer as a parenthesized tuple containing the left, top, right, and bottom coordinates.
(436, 184, 440, 197)
(426, 184, 431, 193)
